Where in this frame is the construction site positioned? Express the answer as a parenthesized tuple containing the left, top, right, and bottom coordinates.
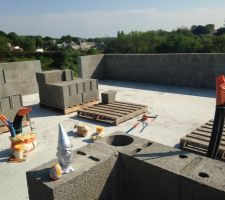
(0, 54, 225, 200)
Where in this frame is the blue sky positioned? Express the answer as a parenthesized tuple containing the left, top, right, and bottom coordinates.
(0, 0, 224, 37)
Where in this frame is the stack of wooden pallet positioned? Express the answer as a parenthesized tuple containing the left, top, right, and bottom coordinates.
(180, 120, 225, 160)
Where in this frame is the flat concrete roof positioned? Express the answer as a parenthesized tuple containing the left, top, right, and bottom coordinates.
(0, 80, 215, 200)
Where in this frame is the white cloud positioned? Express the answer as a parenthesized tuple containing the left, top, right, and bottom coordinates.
(0, 7, 224, 37)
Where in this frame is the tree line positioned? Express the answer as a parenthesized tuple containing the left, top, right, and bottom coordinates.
(104, 24, 225, 53)
(0, 23, 225, 73)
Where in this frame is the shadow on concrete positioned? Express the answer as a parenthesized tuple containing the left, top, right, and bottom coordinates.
(27, 167, 52, 183)
(70, 115, 113, 128)
(100, 80, 215, 98)
(29, 104, 61, 118)
(132, 150, 190, 160)
(98, 155, 124, 200)
(0, 148, 11, 163)
(82, 138, 93, 144)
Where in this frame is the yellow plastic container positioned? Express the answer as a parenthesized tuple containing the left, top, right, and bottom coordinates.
(14, 144, 24, 159)
(96, 126, 104, 134)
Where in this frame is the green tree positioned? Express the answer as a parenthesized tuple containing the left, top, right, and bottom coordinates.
(215, 27, 225, 36)
(0, 36, 10, 52)
(35, 36, 43, 48)
(23, 37, 36, 52)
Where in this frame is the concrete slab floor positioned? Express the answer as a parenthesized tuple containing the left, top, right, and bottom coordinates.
(0, 80, 215, 200)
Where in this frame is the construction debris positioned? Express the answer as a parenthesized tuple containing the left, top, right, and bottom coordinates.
(126, 114, 158, 134)
(91, 126, 104, 141)
(74, 123, 89, 137)
(49, 163, 62, 180)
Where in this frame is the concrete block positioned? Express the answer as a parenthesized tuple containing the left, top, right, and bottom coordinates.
(27, 132, 225, 200)
(78, 54, 105, 79)
(82, 90, 99, 103)
(180, 158, 225, 200)
(26, 143, 119, 200)
(83, 80, 91, 92)
(0, 60, 41, 95)
(3, 69, 19, 83)
(62, 69, 74, 81)
(64, 95, 83, 108)
(1, 96, 11, 111)
(101, 90, 117, 104)
(0, 70, 5, 84)
(79, 54, 225, 89)
(97, 131, 152, 156)
(75, 81, 84, 94)
(11, 94, 23, 109)
(69, 83, 77, 96)
(38, 70, 62, 84)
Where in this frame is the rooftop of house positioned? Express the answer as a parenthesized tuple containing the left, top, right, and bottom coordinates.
(0, 80, 215, 200)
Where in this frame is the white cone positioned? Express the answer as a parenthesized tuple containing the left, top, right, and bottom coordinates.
(56, 123, 74, 174)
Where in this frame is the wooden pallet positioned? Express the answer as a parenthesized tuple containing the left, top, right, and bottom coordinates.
(40, 100, 99, 115)
(180, 120, 225, 160)
(0, 120, 30, 135)
(77, 101, 148, 125)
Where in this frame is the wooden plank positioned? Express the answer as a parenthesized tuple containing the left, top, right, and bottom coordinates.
(100, 104, 137, 112)
(201, 124, 213, 130)
(186, 133, 225, 146)
(206, 121, 225, 127)
(191, 130, 225, 141)
(106, 103, 139, 111)
(81, 107, 123, 117)
(95, 104, 133, 113)
(78, 109, 118, 119)
(196, 127, 212, 133)
(116, 101, 146, 108)
(115, 106, 148, 125)
(92, 105, 130, 114)
(196, 127, 225, 134)
(181, 137, 225, 152)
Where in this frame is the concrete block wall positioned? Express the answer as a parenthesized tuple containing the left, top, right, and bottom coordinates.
(0, 60, 42, 95)
(78, 54, 105, 79)
(27, 132, 225, 200)
(78, 53, 225, 89)
(0, 83, 23, 125)
(36, 70, 99, 109)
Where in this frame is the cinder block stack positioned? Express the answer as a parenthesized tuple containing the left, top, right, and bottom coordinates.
(0, 60, 42, 95)
(36, 70, 99, 109)
(0, 84, 23, 125)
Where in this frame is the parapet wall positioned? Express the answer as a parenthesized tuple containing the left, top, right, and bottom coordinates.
(78, 54, 225, 89)
(0, 60, 42, 95)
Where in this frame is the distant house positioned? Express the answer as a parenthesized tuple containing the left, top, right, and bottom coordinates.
(70, 42, 80, 50)
(11, 46, 23, 52)
(80, 42, 96, 50)
(36, 48, 44, 53)
(57, 42, 68, 48)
